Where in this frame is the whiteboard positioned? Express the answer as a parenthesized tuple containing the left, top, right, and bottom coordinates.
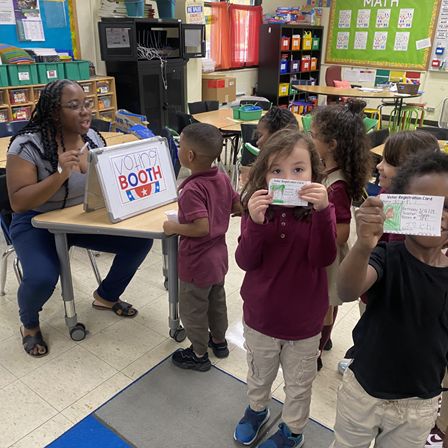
(84, 137, 178, 223)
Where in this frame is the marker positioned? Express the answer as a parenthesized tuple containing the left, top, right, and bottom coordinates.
(58, 142, 89, 173)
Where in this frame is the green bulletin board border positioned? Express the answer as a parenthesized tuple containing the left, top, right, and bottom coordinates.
(325, 0, 440, 70)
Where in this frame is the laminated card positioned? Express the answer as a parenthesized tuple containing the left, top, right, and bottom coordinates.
(269, 179, 309, 207)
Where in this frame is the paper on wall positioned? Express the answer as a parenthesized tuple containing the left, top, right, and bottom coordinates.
(380, 194, 444, 236)
(338, 9, 351, 28)
(376, 9, 390, 28)
(0, 0, 15, 25)
(360, 70, 376, 82)
(394, 32, 410, 51)
(356, 9, 370, 28)
(354, 32, 368, 50)
(269, 179, 310, 207)
(416, 37, 431, 50)
(397, 8, 414, 29)
(344, 68, 360, 82)
(337, 32, 350, 50)
(373, 32, 388, 50)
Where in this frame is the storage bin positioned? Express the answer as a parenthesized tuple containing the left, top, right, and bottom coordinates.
(99, 110, 114, 121)
(37, 62, 64, 84)
(281, 37, 290, 51)
(312, 36, 320, 50)
(156, 0, 176, 19)
(64, 60, 90, 81)
(98, 95, 112, 109)
(302, 32, 312, 50)
(232, 106, 262, 121)
(7, 64, 38, 86)
(280, 58, 288, 74)
(97, 80, 110, 94)
(301, 57, 310, 72)
(291, 60, 301, 73)
(80, 82, 93, 94)
(0, 66, 9, 87)
(291, 35, 301, 50)
(397, 83, 419, 94)
(311, 57, 317, 71)
(125, 0, 144, 17)
(0, 108, 7, 122)
(0, 91, 3, 105)
(33, 87, 44, 102)
(12, 105, 31, 121)
(10, 89, 28, 105)
(279, 83, 290, 97)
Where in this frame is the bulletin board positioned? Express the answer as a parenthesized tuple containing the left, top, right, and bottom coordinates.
(325, 0, 440, 70)
(1, 0, 79, 59)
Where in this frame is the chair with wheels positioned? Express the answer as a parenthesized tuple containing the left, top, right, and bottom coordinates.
(0, 121, 29, 138)
(91, 118, 111, 132)
(187, 101, 219, 115)
(325, 65, 361, 104)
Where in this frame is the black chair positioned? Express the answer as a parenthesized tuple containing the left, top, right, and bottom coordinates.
(0, 121, 29, 138)
(91, 118, 111, 133)
(417, 126, 448, 140)
(240, 100, 272, 111)
(176, 112, 199, 134)
(188, 101, 219, 115)
(368, 128, 389, 149)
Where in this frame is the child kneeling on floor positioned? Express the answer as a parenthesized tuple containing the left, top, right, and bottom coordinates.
(163, 123, 241, 372)
(331, 150, 448, 448)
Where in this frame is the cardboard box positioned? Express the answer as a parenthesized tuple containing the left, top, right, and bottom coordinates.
(202, 74, 236, 103)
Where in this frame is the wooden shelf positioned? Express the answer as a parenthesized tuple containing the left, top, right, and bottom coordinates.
(99, 107, 115, 111)
(97, 92, 114, 97)
(11, 102, 34, 107)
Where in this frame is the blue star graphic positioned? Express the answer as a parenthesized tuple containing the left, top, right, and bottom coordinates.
(155, 182, 160, 193)
(126, 191, 135, 201)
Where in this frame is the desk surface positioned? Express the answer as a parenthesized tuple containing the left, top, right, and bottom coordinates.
(0, 131, 138, 169)
(371, 139, 445, 156)
(33, 202, 178, 239)
(292, 85, 422, 100)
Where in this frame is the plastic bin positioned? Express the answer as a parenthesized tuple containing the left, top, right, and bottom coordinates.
(97, 80, 110, 94)
(80, 82, 93, 94)
(302, 32, 312, 50)
(291, 35, 301, 51)
(10, 89, 29, 105)
(312, 36, 320, 50)
(232, 106, 262, 121)
(397, 83, 419, 94)
(34, 87, 44, 102)
(311, 57, 317, 71)
(37, 62, 64, 84)
(301, 57, 310, 72)
(99, 110, 114, 122)
(0, 91, 3, 105)
(12, 105, 31, 121)
(279, 83, 289, 97)
(291, 60, 301, 73)
(125, 0, 144, 17)
(281, 37, 290, 51)
(7, 64, 38, 87)
(0, 108, 7, 122)
(157, 0, 176, 19)
(98, 95, 112, 109)
(64, 60, 90, 81)
(280, 58, 288, 74)
(0, 66, 9, 87)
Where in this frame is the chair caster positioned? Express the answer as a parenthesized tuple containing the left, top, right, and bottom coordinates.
(170, 327, 186, 342)
(70, 323, 87, 341)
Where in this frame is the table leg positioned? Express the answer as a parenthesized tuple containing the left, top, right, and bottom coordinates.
(54, 233, 87, 341)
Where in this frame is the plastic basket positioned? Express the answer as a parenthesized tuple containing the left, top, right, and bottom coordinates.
(125, 0, 144, 17)
(312, 37, 320, 50)
(279, 83, 289, 97)
(7, 64, 38, 86)
(157, 0, 176, 19)
(291, 36, 301, 50)
(37, 62, 65, 83)
(281, 37, 291, 51)
(233, 106, 262, 121)
(0, 66, 9, 87)
(64, 60, 90, 81)
(397, 83, 419, 95)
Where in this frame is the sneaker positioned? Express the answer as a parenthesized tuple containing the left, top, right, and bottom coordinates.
(208, 332, 229, 358)
(338, 360, 350, 375)
(172, 347, 211, 372)
(324, 338, 333, 351)
(258, 423, 304, 448)
(234, 406, 270, 445)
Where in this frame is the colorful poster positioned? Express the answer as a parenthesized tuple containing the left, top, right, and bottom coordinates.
(398, 8, 414, 29)
(338, 10, 351, 28)
(373, 32, 388, 50)
(185, 1, 204, 24)
(354, 32, 368, 50)
(376, 9, 391, 28)
(356, 9, 370, 28)
(394, 32, 410, 51)
(336, 32, 350, 49)
(13, 0, 44, 41)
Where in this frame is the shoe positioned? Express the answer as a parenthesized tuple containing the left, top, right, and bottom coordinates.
(323, 338, 333, 351)
(172, 347, 211, 372)
(317, 358, 323, 371)
(258, 423, 304, 448)
(208, 332, 229, 358)
(234, 406, 270, 445)
(338, 360, 350, 375)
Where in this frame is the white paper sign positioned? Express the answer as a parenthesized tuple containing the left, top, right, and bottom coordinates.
(0, 0, 15, 25)
(380, 194, 444, 236)
(344, 68, 361, 82)
(376, 9, 391, 28)
(106, 27, 130, 49)
(337, 32, 350, 50)
(360, 70, 376, 82)
(354, 32, 368, 50)
(338, 10, 351, 28)
(394, 32, 410, 51)
(269, 179, 309, 207)
(373, 32, 388, 50)
(357, 9, 370, 28)
(398, 8, 414, 29)
(416, 37, 431, 50)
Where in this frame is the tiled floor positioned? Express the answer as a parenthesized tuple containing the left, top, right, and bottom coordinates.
(0, 167, 362, 448)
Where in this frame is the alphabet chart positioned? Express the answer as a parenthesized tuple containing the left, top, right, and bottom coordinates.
(373, 32, 388, 50)
(339, 10, 352, 28)
(380, 194, 445, 237)
(269, 179, 309, 207)
(356, 9, 370, 28)
(394, 32, 409, 51)
(337, 32, 350, 49)
(376, 9, 391, 28)
(397, 8, 414, 29)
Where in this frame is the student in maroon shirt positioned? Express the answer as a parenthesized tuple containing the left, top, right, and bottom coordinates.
(309, 98, 372, 371)
(163, 123, 241, 372)
(233, 129, 337, 448)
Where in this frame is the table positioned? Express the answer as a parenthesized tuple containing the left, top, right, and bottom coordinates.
(32, 202, 185, 342)
(371, 139, 445, 156)
(0, 131, 138, 169)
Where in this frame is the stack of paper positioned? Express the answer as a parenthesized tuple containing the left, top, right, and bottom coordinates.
(99, 0, 127, 18)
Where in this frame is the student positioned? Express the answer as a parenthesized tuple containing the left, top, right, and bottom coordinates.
(234, 129, 337, 447)
(7, 79, 153, 357)
(240, 106, 299, 186)
(163, 123, 241, 372)
(332, 150, 448, 448)
(309, 98, 372, 371)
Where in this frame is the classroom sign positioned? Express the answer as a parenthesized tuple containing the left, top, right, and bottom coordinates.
(185, 1, 204, 24)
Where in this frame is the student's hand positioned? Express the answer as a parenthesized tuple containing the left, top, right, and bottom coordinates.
(163, 220, 177, 236)
(355, 197, 385, 251)
(248, 189, 272, 224)
(299, 183, 329, 211)
(58, 150, 80, 179)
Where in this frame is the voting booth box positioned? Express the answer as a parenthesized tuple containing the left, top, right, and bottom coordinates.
(202, 74, 236, 103)
(84, 137, 178, 223)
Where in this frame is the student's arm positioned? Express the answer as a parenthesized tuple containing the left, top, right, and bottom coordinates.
(337, 197, 385, 302)
(231, 201, 243, 215)
(336, 223, 350, 245)
(7, 151, 80, 214)
(235, 213, 265, 271)
(163, 217, 209, 237)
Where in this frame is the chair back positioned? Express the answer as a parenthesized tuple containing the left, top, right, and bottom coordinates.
(205, 101, 219, 112)
(240, 124, 257, 146)
(91, 118, 111, 133)
(368, 128, 389, 149)
(417, 126, 448, 140)
(0, 121, 29, 138)
(325, 65, 342, 87)
(160, 128, 181, 179)
(0, 175, 13, 245)
(240, 100, 272, 111)
(176, 112, 199, 134)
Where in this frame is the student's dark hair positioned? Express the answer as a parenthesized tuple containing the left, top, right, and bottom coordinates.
(382, 130, 440, 167)
(181, 122, 223, 160)
(391, 150, 448, 195)
(241, 127, 323, 222)
(8, 79, 106, 208)
(311, 98, 372, 202)
(258, 106, 299, 134)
